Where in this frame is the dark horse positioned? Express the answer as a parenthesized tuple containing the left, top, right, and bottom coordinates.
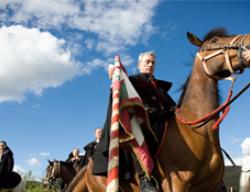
(43, 160, 77, 191)
(65, 28, 250, 192)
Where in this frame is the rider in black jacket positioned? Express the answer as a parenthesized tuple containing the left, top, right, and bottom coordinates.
(93, 51, 175, 192)
(0, 140, 16, 188)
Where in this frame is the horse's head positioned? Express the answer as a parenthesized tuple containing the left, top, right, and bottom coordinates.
(187, 28, 250, 79)
(43, 159, 60, 187)
(51, 160, 61, 178)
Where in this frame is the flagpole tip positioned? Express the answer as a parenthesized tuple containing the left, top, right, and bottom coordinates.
(115, 55, 120, 61)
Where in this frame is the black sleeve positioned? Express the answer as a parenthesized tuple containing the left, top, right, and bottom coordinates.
(7, 152, 14, 173)
(97, 91, 112, 156)
(92, 92, 112, 175)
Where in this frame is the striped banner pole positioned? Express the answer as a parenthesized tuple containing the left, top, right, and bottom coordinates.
(106, 56, 121, 192)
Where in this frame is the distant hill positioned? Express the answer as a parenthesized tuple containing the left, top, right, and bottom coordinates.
(224, 165, 242, 191)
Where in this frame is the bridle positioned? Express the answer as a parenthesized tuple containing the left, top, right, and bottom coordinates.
(43, 163, 57, 187)
(196, 34, 250, 79)
(176, 34, 250, 130)
(44, 161, 61, 186)
(51, 161, 60, 179)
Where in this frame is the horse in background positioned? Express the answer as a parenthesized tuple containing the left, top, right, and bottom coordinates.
(66, 28, 250, 192)
(43, 160, 77, 191)
(0, 172, 25, 192)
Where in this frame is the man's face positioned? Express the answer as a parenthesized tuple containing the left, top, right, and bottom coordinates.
(95, 129, 102, 140)
(0, 143, 5, 151)
(138, 54, 155, 76)
(73, 149, 80, 157)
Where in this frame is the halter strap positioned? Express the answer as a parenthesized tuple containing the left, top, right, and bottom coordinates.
(197, 50, 224, 77)
(196, 34, 244, 80)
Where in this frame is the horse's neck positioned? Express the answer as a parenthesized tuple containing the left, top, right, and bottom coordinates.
(60, 163, 76, 183)
(180, 59, 219, 119)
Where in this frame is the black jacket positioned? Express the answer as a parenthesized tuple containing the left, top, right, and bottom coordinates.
(0, 146, 14, 178)
(65, 153, 85, 170)
(83, 140, 98, 166)
(92, 74, 175, 175)
(129, 74, 175, 119)
(0, 147, 22, 188)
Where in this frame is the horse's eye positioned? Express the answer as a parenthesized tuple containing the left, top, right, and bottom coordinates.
(210, 37, 220, 44)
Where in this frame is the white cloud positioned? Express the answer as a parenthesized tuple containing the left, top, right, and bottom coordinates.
(0, 0, 159, 54)
(0, 25, 80, 103)
(81, 54, 133, 75)
(240, 138, 250, 175)
(241, 137, 250, 155)
(224, 138, 250, 169)
(0, 0, 80, 28)
(241, 155, 250, 170)
(81, 58, 111, 75)
(85, 39, 95, 50)
(0, 1, 160, 102)
(159, 23, 180, 41)
(39, 152, 50, 157)
(26, 157, 40, 166)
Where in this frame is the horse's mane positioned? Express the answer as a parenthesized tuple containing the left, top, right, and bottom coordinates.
(60, 160, 74, 169)
(177, 27, 229, 107)
(65, 165, 87, 191)
(177, 75, 191, 107)
(202, 27, 230, 42)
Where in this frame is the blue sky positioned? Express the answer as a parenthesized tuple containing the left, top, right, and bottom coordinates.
(0, 0, 250, 180)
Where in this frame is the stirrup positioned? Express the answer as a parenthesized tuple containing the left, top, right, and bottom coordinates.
(140, 175, 159, 192)
(150, 175, 160, 191)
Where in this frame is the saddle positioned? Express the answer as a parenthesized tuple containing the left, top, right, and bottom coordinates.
(118, 119, 169, 182)
(0, 172, 22, 189)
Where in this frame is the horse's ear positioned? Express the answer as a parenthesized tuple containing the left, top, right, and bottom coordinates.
(48, 159, 52, 165)
(187, 32, 203, 47)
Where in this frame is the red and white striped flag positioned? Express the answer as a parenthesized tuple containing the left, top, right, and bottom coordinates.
(106, 56, 153, 192)
(106, 56, 121, 192)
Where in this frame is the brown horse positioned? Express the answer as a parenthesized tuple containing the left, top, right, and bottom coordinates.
(43, 160, 77, 191)
(66, 28, 250, 192)
(65, 159, 139, 192)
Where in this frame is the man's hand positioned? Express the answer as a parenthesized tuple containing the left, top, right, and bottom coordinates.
(108, 65, 115, 79)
